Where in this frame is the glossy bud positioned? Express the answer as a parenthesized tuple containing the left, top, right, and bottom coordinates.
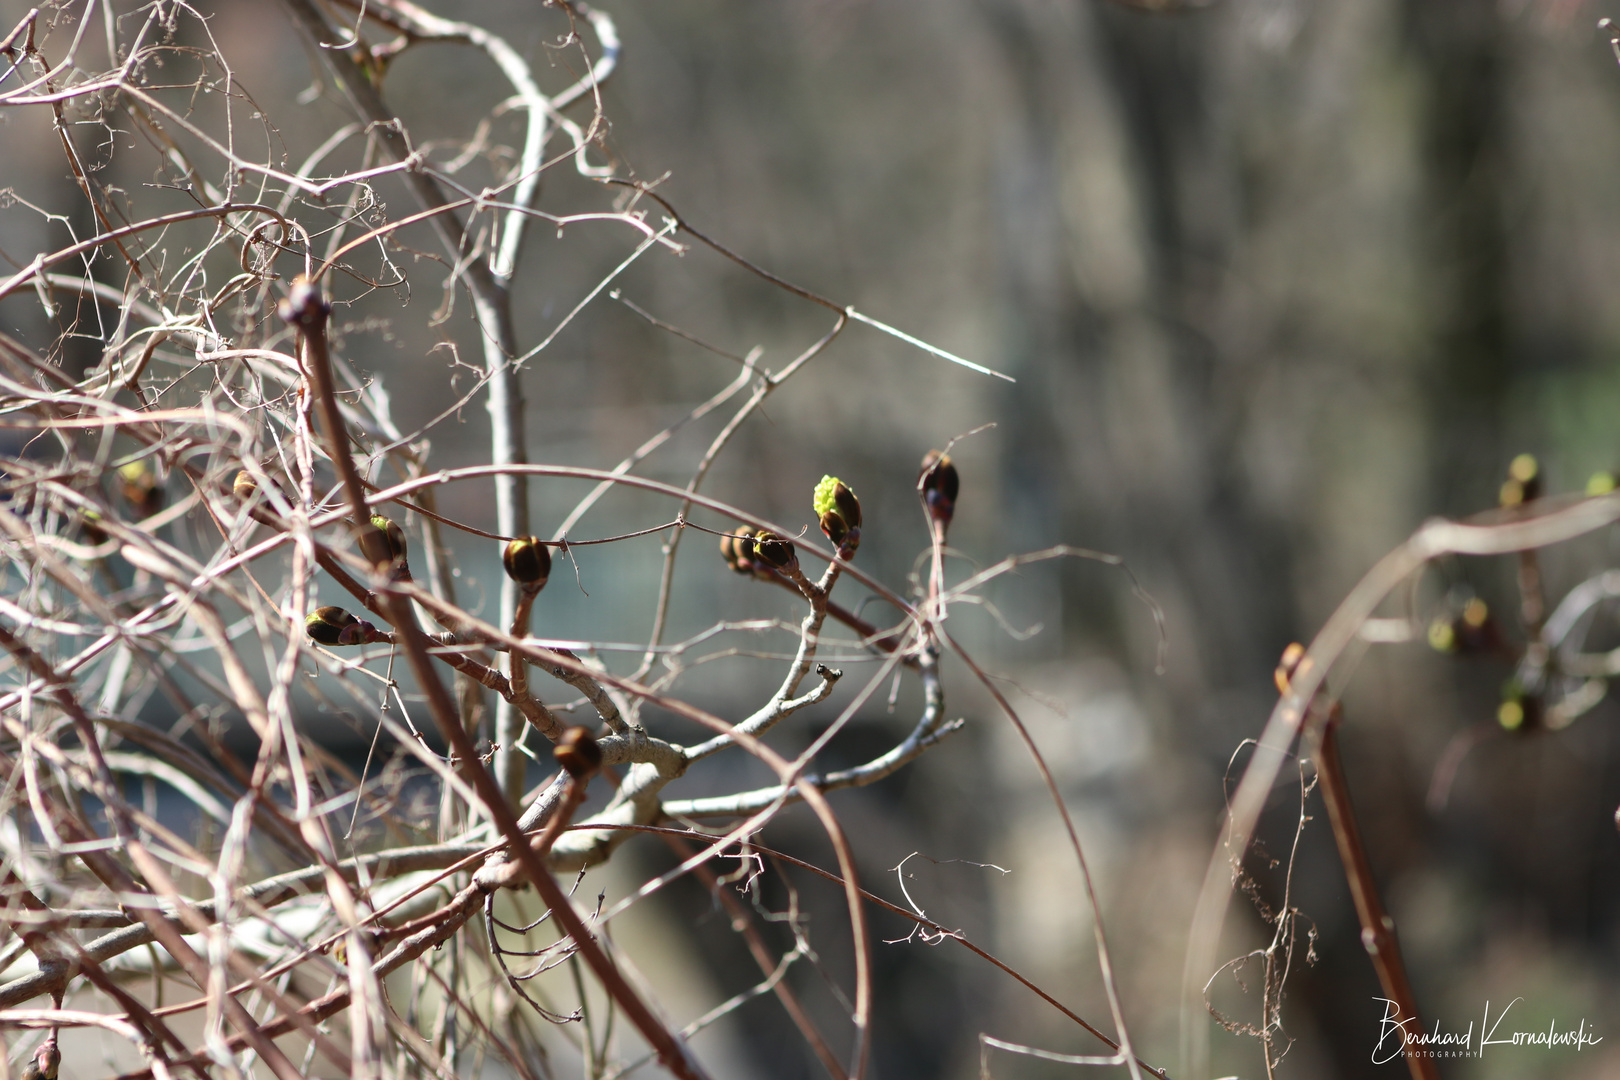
(720, 531, 758, 575)
(306, 606, 376, 647)
(361, 514, 408, 570)
(554, 725, 603, 780)
(503, 536, 552, 590)
(819, 510, 850, 547)
(751, 529, 797, 572)
(919, 451, 959, 527)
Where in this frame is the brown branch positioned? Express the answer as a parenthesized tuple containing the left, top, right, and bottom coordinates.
(1310, 706, 1438, 1080)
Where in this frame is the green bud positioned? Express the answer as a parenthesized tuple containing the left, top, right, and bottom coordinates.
(1497, 677, 1538, 732)
(503, 536, 552, 589)
(813, 476, 843, 518)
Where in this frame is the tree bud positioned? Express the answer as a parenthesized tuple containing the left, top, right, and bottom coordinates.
(118, 460, 162, 516)
(278, 275, 331, 328)
(503, 536, 552, 589)
(1497, 677, 1539, 732)
(751, 529, 797, 571)
(818, 510, 849, 547)
(79, 509, 107, 546)
(306, 606, 377, 647)
(1499, 453, 1541, 507)
(361, 514, 408, 570)
(1273, 642, 1308, 694)
(720, 531, 758, 575)
(813, 475, 861, 547)
(554, 725, 603, 780)
(22, 1040, 59, 1080)
(919, 450, 958, 527)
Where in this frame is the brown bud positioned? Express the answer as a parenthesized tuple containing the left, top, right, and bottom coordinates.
(503, 536, 551, 590)
(306, 606, 376, 647)
(752, 529, 797, 572)
(818, 509, 850, 547)
(22, 1039, 59, 1080)
(919, 450, 958, 527)
(278, 275, 331, 328)
(360, 514, 408, 571)
(554, 725, 603, 780)
(833, 480, 862, 531)
(720, 531, 758, 575)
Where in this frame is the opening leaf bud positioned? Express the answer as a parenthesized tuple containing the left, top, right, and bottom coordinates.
(306, 606, 377, 647)
(813, 475, 862, 547)
(919, 450, 959, 527)
(554, 725, 603, 780)
(503, 536, 552, 590)
(751, 529, 797, 571)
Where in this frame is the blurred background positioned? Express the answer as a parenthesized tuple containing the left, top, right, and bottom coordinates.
(8, 0, 1620, 1077)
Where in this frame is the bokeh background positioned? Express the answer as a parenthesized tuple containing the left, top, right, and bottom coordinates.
(7, 0, 1620, 1077)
